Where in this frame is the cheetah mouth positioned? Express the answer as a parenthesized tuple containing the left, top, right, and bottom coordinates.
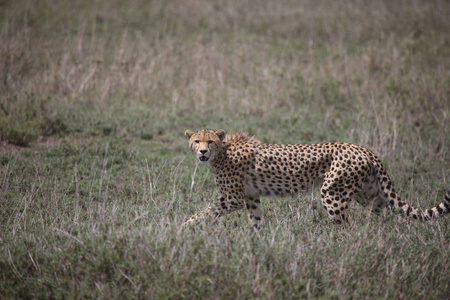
(199, 156, 209, 162)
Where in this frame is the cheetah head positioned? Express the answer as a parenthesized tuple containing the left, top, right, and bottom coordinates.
(185, 129, 226, 163)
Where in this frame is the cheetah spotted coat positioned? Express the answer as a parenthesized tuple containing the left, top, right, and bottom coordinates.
(184, 129, 450, 228)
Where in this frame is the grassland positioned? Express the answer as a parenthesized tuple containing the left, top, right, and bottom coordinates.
(1, 0, 449, 298)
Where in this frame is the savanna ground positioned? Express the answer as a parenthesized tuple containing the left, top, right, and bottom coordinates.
(1, 0, 449, 298)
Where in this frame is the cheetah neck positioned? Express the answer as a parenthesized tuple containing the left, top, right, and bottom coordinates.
(209, 151, 226, 168)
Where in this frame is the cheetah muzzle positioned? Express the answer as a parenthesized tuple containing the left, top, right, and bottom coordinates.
(199, 156, 209, 162)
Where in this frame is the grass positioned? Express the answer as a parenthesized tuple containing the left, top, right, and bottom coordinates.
(1, 0, 449, 298)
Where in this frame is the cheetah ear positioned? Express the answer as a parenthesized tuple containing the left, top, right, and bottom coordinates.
(215, 129, 226, 141)
(185, 130, 195, 140)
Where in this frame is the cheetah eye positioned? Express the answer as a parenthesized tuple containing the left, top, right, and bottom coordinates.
(208, 140, 214, 144)
(194, 140, 199, 144)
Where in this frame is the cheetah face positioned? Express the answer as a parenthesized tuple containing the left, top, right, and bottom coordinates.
(185, 129, 226, 163)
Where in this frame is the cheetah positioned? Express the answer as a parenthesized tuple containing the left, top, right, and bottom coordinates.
(184, 129, 450, 228)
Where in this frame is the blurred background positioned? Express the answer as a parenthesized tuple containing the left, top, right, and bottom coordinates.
(1, 0, 448, 150)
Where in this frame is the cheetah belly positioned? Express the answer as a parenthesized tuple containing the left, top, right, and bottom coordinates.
(242, 169, 325, 198)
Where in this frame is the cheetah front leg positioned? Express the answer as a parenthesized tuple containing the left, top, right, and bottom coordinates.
(183, 192, 245, 228)
(183, 205, 216, 227)
(245, 196, 262, 229)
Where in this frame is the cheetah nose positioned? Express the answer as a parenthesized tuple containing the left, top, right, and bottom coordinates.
(200, 150, 207, 154)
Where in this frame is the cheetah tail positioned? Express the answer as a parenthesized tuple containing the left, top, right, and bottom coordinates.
(420, 187, 450, 220)
(387, 185, 450, 221)
(373, 159, 450, 221)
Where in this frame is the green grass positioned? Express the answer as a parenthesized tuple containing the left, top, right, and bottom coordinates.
(1, 0, 449, 298)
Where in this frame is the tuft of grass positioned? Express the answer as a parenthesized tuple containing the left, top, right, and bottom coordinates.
(0, 93, 66, 146)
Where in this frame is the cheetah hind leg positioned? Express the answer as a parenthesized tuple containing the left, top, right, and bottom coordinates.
(355, 164, 390, 215)
(320, 188, 351, 225)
